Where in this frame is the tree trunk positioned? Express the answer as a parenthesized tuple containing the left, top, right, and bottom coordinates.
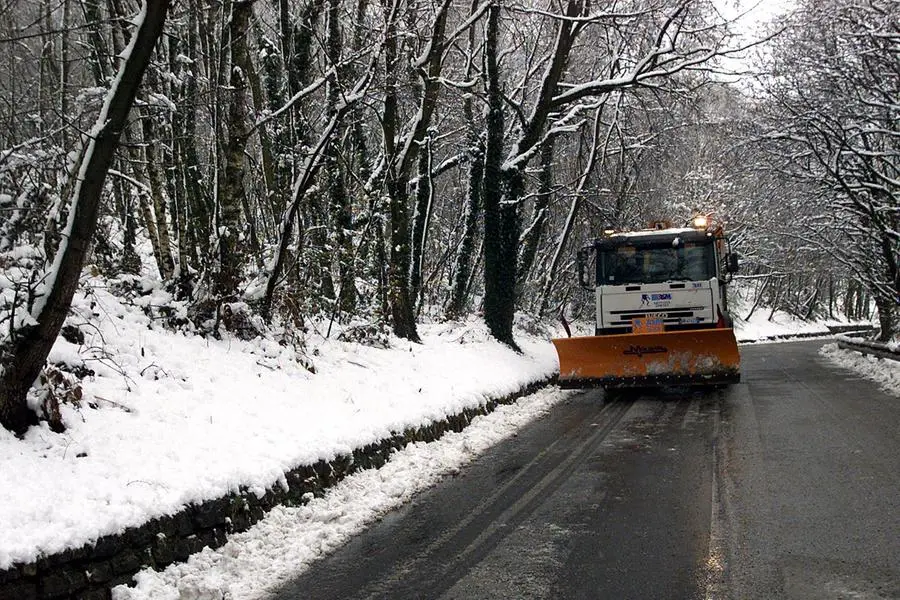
(410, 135, 435, 312)
(260, 0, 323, 309)
(215, 0, 254, 301)
(0, 0, 171, 435)
(802, 282, 820, 321)
(445, 138, 483, 319)
(845, 279, 858, 320)
(879, 231, 899, 339)
(259, 24, 378, 319)
(874, 293, 897, 342)
(59, 0, 70, 148)
(80, 0, 110, 85)
(444, 0, 483, 320)
(859, 289, 869, 323)
(481, 0, 517, 348)
(38, 0, 56, 147)
(828, 276, 835, 320)
(537, 93, 613, 316)
(245, 24, 281, 235)
(374, 208, 390, 320)
(768, 277, 783, 321)
(745, 275, 770, 321)
(382, 0, 452, 340)
(325, 0, 356, 315)
(174, 0, 211, 283)
(382, 0, 419, 341)
(120, 193, 141, 275)
(538, 189, 580, 316)
(262, 119, 338, 319)
(141, 101, 176, 280)
(483, 0, 585, 345)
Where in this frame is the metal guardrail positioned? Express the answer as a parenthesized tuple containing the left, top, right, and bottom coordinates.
(826, 324, 878, 335)
(835, 334, 900, 363)
(736, 324, 876, 345)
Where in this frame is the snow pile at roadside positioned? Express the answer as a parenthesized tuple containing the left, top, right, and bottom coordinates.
(729, 287, 828, 340)
(820, 343, 900, 397)
(733, 307, 830, 340)
(0, 276, 559, 570)
(727, 283, 875, 342)
(114, 386, 571, 600)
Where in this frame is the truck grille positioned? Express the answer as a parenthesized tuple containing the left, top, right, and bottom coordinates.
(608, 307, 707, 324)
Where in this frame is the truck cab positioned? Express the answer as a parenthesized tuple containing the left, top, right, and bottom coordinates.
(581, 223, 737, 336)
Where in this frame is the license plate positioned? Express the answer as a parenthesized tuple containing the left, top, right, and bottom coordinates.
(632, 317, 665, 334)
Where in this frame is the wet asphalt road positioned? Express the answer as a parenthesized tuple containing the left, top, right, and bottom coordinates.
(719, 342, 900, 599)
(272, 341, 900, 599)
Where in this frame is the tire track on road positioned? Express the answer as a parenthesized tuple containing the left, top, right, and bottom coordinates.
(354, 394, 635, 600)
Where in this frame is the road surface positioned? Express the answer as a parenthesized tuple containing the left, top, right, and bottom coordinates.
(271, 341, 900, 599)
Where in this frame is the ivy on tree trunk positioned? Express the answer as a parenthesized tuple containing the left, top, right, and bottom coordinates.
(481, 0, 517, 349)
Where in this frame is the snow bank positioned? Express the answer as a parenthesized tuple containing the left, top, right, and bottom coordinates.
(0, 277, 558, 570)
(728, 283, 871, 342)
(820, 343, 900, 397)
(114, 386, 571, 600)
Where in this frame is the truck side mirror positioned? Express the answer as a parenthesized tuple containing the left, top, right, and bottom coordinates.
(727, 252, 740, 274)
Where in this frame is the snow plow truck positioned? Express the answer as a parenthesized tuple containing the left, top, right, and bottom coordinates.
(553, 216, 741, 389)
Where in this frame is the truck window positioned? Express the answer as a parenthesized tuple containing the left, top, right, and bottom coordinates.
(599, 242, 715, 284)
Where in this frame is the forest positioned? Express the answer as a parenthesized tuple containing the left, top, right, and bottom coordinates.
(0, 0, 897, 433)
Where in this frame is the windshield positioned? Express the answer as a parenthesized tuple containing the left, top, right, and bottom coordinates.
(598, 241, 716, 285)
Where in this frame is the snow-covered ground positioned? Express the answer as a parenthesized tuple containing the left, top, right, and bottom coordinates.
(0, 275, 893, 600)
(118, 386, 571, 600)
(0, 277, 560, 574)
(733, 307, 831, 340)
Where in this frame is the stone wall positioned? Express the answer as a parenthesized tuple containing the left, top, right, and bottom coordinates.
(0, 378, 552, 600)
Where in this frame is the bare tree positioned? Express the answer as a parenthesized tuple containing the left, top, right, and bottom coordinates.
(481, 0, 739, 347)
(444, 0, 485, 319)
(757, 0, 899, 340)
(0, 1, 171, 435)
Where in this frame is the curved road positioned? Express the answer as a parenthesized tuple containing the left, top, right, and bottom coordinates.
(272, 341, 900, 599)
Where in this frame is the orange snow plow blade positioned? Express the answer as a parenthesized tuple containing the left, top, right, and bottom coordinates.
(552, 329, 740, 388)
